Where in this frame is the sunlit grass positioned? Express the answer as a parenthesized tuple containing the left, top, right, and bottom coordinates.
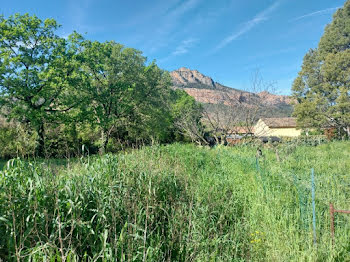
(1, 141, 350, 261)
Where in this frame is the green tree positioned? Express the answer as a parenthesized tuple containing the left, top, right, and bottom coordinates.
(0, 13, 83, 155)
(171, 90, 207, 144)
(80, 41, 136, 153)
(292, 2, 350, 137)
(126, 62, 174, 144)
(80, 41, 174, 153)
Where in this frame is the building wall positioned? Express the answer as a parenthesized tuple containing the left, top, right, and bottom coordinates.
(268, 128, 301, 137)
(254, 119, 301, 137)
(254, 120, 270, 136)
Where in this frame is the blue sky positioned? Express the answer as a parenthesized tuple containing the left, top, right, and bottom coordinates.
(1, 0, 346, 94)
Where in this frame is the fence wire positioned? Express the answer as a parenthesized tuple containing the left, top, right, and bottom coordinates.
(254, 156, 350, 244)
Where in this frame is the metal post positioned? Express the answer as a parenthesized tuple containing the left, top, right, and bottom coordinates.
(311, 168, 316, 246)
(334, 209, 350, 214)
(329, 204, 350, 244)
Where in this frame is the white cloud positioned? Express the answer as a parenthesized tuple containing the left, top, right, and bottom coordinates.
(290, 6, 341, 21)
(172, 38, 198, 55)
(144, 0, 202, 53)
(167, 0, 201, 18)
(158, 37, 198, 63)
(213, 1, 280, 51)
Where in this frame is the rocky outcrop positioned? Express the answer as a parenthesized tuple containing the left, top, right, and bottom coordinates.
(171, 67, 222, 90)
(170, 67, 293, 117)
(257, 91, 293, 106)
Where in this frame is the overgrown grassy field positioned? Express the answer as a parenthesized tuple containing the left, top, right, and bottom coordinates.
(1, 142, 350, 261)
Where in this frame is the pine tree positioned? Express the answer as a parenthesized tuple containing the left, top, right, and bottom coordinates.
(292, 1, 350, 138)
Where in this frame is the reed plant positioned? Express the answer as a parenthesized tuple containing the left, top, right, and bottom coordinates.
(0, 142, 349, 261)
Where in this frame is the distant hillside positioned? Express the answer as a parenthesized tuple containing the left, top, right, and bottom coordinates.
(170, 67, 293, 119)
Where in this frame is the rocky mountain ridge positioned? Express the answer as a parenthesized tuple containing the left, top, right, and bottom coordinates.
(171, 67, 226, 90)
(170, 67, 293, 117)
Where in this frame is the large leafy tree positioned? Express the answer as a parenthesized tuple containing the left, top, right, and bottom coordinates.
(0, 13, 205, 157)
(127, 62, 174, 144)
(0, 13, 83, 155)
(80, 41, 138, 153)
(292, 2, 350, 137)
(171, 90, 207, 145)
(81, 41, 173, 153)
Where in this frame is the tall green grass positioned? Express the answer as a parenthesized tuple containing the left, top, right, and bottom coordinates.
(0, 159, 6, 170)
(1, 142, 350, 261)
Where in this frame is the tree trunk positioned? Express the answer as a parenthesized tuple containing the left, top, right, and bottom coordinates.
(37, 122, 45, 157)
(213, 134, 220, 145)
(99, 129, 109, 155)
(344, 126, 350, 138)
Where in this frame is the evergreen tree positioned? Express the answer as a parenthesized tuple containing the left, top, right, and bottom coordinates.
(292, 1, 350, 137)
